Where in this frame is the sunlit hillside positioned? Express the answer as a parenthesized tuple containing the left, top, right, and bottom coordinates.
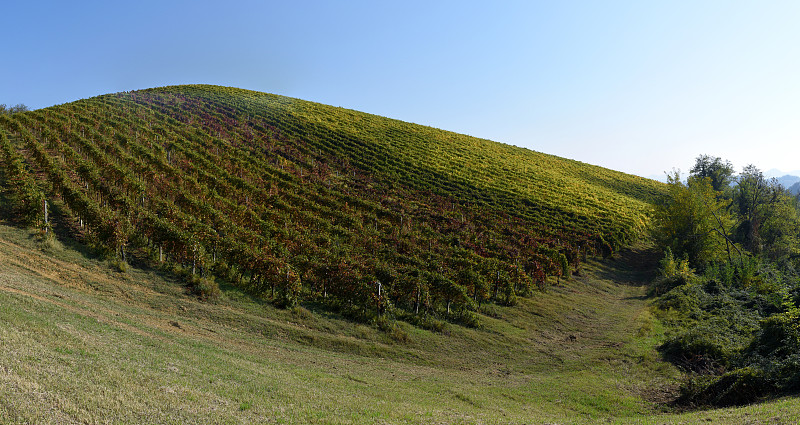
(0, 84, 663, 321)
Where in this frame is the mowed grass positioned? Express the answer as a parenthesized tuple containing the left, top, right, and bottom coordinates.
(1, 222, 799, 424)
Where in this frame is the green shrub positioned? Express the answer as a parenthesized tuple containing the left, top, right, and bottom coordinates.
(398, 311, 447, 333)
(291, 305, 313, 320)
(190, 275, 220, 301)
(656, 259, 800, 406)
(109, 257, 128, 273)
(660, 248, 694, 279)
(375, 317, 409, 344)
(450, 309, 481, 328)
(660, 325, 732, 374)
(680, 367, 773, 407)
(388, 325, 410, 344)
(654, 282, 704, 318)
(652, 249, 695, 295)
(749, 310, 800, 357)
(738, 310, 800, 393)
(35, 227, 61, 253)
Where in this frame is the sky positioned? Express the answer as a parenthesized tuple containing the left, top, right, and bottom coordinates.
(3, 1, 800, 179)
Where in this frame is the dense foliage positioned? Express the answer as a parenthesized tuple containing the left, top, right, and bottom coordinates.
(652, 157, 800, 406)
(0, 103, 29, 115)
(0, 84, 662, 324)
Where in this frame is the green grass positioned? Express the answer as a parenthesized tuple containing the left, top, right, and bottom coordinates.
(2, 221, 797, 424)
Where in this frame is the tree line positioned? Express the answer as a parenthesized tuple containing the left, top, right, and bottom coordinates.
(653, 154, 800, 406)
(0, 104, 30, 115)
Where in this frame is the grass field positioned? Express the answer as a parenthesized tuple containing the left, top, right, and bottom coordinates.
(1, 220, 799, 424)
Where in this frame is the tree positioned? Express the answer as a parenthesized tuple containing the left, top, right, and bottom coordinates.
(654, 171, 734, 268)
(733, 165, 780, 254)
(430, 271, 470, 314)
(758, 190, 800, 262)
(731, 166, 800, 261)
(690, 155, 735, 193)
(0, 104, 30, 115)
(457, 267, 488, 306)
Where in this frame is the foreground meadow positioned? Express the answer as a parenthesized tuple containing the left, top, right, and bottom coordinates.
(1, 223, 798, 424)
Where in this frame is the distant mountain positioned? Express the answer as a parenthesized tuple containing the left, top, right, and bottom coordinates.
(765, 168, 800, 179)
(776, 175, 800, 190)
(750, 169, 800, 191)
(789, 182, 800, 196)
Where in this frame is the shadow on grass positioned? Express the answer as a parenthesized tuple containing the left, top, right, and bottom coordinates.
(594, 244, 661, 290)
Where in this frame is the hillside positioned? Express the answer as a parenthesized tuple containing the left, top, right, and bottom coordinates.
(0, 84, 663, 320)
(4, 221, 800, 424)
(790, 181, 800, 196)
(4, 86, 800, 423)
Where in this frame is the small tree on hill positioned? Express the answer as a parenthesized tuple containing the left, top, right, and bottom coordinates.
(691, 155, 735, 193)
(0, 104, 30, 115)
(654, 171, 734, 268)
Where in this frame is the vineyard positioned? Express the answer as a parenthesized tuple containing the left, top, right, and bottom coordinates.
(0, 84, 664, 323)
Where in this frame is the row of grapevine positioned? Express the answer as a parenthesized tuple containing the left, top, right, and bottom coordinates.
(0, 129, 45, 226)
(0, 85, 664, 324)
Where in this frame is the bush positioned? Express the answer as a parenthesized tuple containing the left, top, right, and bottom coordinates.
(291, 305, 313, 320)
(450, 309, 481, 328)
(190, 275, 220, 301)
(656, 259, 800, 406)
(660, 325, 732, 374)
(376, 316, 409, 344)
(398, 311, 447, 333)
(654, 282, 704, 318)
(747, 310, 800, 358)
(109, 257, 128, 273)
(660, 248, 694, 279)
(659, 296, 760, 375)
(679, 367, 773, 407)
(735, 310, 800, 394)
(35, 227, 62, 253)
(651, 248, 695, 295)
(388, 324, 410, 344)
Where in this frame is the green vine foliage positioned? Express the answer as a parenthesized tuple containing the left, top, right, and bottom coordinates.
(0, 85, 664, 323)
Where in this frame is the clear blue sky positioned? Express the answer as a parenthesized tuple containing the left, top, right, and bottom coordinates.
(3, 1, 800, 178)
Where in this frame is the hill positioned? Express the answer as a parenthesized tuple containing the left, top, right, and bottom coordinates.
(4, 85, 800, 423)
(0, 84, 663, 320)
(776, 175, 800, 191)
(790, 181, 800, 196)
(3, 221, 800, 424)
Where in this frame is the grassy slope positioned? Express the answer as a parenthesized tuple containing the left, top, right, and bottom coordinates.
(2, 220, 799, 424)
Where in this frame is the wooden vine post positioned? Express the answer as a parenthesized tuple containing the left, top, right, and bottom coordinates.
(43, 199, 49, 232)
